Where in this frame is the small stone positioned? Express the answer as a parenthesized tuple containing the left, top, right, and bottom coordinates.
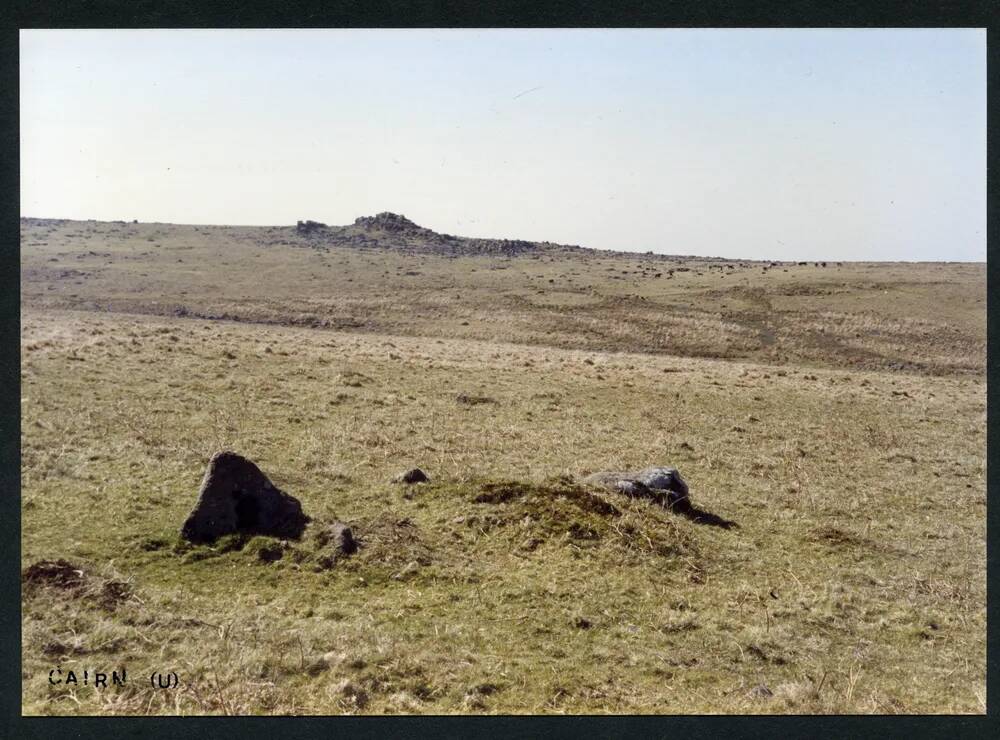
(463, 692, 487, 709)
(393, 468, 429, 484)
(313, 521, 358, 569)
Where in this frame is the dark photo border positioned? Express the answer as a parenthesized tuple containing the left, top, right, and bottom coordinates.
(1, 2, 996, 738)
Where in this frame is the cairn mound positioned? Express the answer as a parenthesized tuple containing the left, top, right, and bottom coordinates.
(180, 451, 310, 544)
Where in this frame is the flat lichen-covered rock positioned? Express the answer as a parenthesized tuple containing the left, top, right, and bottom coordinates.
(180, 451, 310, 543)
(581, 466, 691, 511)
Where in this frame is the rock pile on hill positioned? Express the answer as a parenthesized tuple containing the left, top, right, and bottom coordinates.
(296, 220, 327, 234)
(354, 212, 426, 234)
(180, 451, 310, 543)
(282, 211, 589, 257)
(351, 213, 554, 255)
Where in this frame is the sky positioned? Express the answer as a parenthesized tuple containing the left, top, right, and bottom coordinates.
(20, 29, 986, 261)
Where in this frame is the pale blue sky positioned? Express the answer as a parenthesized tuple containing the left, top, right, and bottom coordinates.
(20, 29, 986, 261)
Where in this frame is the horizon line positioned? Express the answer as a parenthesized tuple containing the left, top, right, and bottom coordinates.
(18, 215, 986, 265)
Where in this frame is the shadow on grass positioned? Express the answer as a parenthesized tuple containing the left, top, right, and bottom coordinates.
(671, 500, 739, 530)
(620, 486, 739, 530)
(680, 505, 738, 530)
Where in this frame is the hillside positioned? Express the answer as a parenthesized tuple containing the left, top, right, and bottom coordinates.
(19, 216, 986, 376)
(19, 214, 986, 715)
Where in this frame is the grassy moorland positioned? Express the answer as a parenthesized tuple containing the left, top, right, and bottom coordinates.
(20, 217, 985, 714)
(20, 216, 984, 375)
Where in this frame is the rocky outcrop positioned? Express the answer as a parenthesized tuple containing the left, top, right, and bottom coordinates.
(296, 220, 327, 234)
(354, 212, 426, 234)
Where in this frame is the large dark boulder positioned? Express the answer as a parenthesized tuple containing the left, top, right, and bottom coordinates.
(180, 451, 310, 543)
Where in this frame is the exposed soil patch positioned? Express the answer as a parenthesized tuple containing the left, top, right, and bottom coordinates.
(456, 393, 497, 406)
(97, 580, 134, 611)
(352, 516, 433, 569)
(22, 559, 85, 592)
(22, 559, 134, 611)
(473, 482, 528, 504)
(338, 371, 371, 387)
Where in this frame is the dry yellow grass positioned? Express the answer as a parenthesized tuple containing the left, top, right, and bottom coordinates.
(19, 219, 986, 715)
(20, 218, 985, 375)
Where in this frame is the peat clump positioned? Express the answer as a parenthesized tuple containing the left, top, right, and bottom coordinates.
(314, 521, 357, 555)
(21, 559, 134, 611)
(21, 559, 86, 592)
(180, 451, 310, 544)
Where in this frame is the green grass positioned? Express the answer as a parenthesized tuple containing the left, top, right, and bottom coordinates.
(21, 302, 986, 715)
